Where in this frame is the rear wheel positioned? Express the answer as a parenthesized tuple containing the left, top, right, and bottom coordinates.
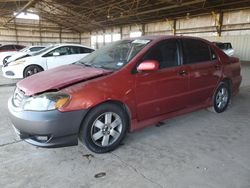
(79, 103, 128, 153)
(24, 65, 43, 78)
(213, 82, 231, 113)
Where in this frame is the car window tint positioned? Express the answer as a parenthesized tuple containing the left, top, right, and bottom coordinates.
(30, 47, 44, 52)
(46, 46, 71, 57)
(225, 43, 232, 49)
(79, 47, 94, 53)
(143, 39, 178, 69)
(15, 45, 24, 50)
(182, 39, 211, 64)
(0, 45, 14, 50)
(67, 46, 80, 54)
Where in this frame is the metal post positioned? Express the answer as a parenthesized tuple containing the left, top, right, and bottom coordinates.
(13, 18, 18, 44)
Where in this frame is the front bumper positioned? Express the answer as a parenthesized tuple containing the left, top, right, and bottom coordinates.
(2, 65, 24, 79)
(8, 97, 88, 147)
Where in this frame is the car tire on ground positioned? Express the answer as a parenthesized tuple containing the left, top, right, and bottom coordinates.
(212, 82, 231, 113)
(79, 103, 128, 153)
(23, 65, 43, 78)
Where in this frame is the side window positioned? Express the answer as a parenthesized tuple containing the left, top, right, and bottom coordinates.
(0, 45, 14, 50)
(45, 46, 71, 57)
(182, 39, 211, 64)
(143, 40, 179, 69)
(68, 46, 81, 54)
(79, 47, 94, 53)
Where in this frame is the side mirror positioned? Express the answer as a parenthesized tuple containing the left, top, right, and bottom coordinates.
(137, 60, 159, 72)
(53, 52, 60, 56)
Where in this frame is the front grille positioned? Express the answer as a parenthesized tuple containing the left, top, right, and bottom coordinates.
(13, 88, 25, 107)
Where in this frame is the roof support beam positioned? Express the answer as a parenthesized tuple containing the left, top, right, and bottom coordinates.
(4, 0, 38, 25)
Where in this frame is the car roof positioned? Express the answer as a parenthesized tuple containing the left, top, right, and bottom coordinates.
(55, 43, 94, 49)
(124, 35, 211, 44)
(28, 45, 46, 47)
(1, 44, 24, 46)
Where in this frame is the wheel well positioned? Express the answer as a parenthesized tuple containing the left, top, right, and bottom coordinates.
(23, 64, 44, 77)
(79, 100, 132, 133)
(221, 78, 232, 92)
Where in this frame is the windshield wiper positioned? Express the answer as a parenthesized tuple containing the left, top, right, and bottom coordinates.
(75, 61, 92, 67)
(84, 63, 92, 67)
(92, 64, 103, 68)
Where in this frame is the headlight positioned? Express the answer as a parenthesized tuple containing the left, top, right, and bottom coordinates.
(23, 92, 70, 111)
(10, 59, 26, 66)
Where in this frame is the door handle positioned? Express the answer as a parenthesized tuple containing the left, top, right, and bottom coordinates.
(178, 70, 188, 76)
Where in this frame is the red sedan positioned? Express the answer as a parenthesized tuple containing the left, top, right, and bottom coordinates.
(8, 36, 242, 153)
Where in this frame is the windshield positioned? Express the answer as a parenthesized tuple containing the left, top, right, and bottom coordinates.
(77, 39, 151, 70)
(32, 45, 56, 56)
(20, 47, 30, 52)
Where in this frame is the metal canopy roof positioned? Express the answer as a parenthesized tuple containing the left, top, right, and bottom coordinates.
(1, 0, 250, 32)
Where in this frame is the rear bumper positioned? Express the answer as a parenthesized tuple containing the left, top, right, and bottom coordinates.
(8, 97, 88, 147)
(232, 75, 242, 96)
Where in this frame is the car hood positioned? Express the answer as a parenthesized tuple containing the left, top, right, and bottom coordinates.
(7, 52, 30, 62)
(17, 64, 112, 96)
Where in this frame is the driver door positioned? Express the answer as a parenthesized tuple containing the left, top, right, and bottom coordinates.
(45, 46, 76, 69)
(135, 39, 190, 121)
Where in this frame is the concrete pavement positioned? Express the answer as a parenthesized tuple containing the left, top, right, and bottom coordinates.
(0, 64, 249, 188)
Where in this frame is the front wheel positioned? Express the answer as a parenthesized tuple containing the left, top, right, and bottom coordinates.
(23, 65, 43, 78)
(213, 82, 231, 113)
(79, 103, 128, 153)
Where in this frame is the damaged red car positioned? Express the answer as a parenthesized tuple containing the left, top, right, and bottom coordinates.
(8, 36, 242, 153)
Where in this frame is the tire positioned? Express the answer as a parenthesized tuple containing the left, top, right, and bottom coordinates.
(24, 65, 43, 78)
(213, 82, 231, 113)
(79, 103, 128, 153)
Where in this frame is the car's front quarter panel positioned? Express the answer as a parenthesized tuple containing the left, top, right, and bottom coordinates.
(2, 63, 26, 79)
(60, 70, 137, 119)
(23, 56, 47, 70)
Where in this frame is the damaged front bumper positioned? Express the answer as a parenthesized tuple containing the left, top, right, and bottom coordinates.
(8, 97, 88, 147)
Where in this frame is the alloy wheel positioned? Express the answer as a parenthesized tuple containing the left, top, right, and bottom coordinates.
(215, 87, 229, 110)
(90, 112, 123, 147)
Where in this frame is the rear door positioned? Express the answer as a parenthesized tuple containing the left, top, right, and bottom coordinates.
(181, 38, 221, 106)
(135, 39, 190, 121)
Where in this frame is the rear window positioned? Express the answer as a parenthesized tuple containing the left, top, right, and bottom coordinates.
(0, 45, 15, 50)
(182, 39, 211, 64)
(15, 45, 25, 50)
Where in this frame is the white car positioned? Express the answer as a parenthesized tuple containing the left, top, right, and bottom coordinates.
(4, 46, 46, 65)
(214, 42, 234, 56)
(0, 44, 25, 65)
(2, 44, 94, 79)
